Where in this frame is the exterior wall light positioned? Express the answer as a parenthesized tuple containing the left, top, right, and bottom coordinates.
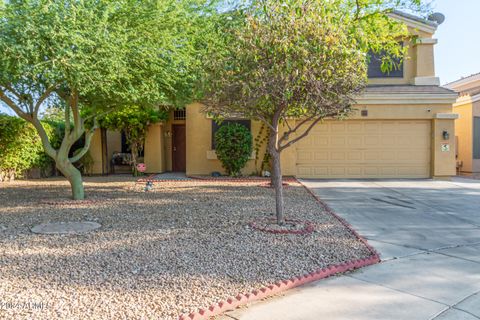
(442, 130, 450, 140)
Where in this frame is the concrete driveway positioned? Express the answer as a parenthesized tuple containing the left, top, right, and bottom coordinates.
(222, 178, 480, 320)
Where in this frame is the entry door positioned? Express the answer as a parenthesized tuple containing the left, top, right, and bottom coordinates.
(172, 125, 186, 172)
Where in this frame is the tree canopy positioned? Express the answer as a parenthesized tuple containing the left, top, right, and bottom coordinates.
(0, 0, 219, 199)
(201, 0, 429, 224)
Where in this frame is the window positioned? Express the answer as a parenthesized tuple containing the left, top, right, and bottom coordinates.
(174, 109, 186, 120)
(211, 120, 251, 149)
(367, 51, 404, 78)
(121, 131, 130, 153)
(474, 117, 480, 159)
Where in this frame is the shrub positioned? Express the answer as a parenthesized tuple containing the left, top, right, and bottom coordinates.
(215, 123, 252, 176)
(0, 114, 62, 181)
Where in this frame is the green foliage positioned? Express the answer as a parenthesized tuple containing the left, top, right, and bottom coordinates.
(0, 0, 222, 197)
(0, 114, 62, 180)
(202, 0, 427, 122)
(215, 123, 253, 176)
(0, 0, 219, 110)
(201, 0, 428, 223)
(253, 122, 270, 174)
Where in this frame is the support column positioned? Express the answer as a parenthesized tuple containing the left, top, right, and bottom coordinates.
(432, 114, 458, 179)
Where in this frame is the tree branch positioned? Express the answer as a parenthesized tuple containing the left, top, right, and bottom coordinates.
(31, 117, 57, 158)
(34, 84, 57, 115)
(0, 88, 30, 121)
(278, 112, 340, 151)
(278, 113, 316, 145)
(69, 119, 99, 163)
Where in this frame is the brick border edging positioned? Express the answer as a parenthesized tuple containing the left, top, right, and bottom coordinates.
(249, 218, 315, 235)
(178, 178, 380, 320)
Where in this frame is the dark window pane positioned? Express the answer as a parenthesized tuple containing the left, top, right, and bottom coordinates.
(474, 117, 480, 159)
(212, 120, 251, 149)
(121, 131, 129, 153)
(367, 51, 404, 78)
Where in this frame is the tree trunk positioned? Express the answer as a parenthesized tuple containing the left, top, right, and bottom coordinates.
(131, 142, 138, 176)
(56, 155, 85, 200)
(268, 128, 285, 225)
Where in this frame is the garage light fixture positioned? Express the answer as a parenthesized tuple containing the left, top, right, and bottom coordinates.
(442, 130, 450, 140)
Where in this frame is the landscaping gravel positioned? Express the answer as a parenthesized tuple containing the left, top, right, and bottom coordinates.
(0, 176, 372, 320)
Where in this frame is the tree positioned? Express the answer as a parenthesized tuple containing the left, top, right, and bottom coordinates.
(0, 0, 217, 199)
(99, 106, 168, 176)
(215, 123, 253, 176)
(202, 0, 427, 225)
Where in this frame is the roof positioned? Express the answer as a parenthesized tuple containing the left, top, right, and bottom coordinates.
(391, 10, 438, 28)
(444, 72, 480, 88)
(389, 10, 439, 33)
(365, 85, 457, 95)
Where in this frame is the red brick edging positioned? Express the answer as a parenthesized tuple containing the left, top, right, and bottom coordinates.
(178, 178, 380, 320)
(249, 218, 315, 235)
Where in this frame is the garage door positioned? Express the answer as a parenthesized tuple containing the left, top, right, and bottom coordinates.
(296, 120, 431, 178)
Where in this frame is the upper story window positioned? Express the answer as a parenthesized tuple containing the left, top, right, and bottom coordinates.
(367, 50, 404, 78)
(174, 109, 186, 120)
(211, 119, 251, 149)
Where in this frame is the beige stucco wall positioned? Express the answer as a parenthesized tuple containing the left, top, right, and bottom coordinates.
(184, 102, 456, 178)
(432, 118, 456, 177)
(144, 123, 165, 173)
(186, 103, 271, 176)
(454, 103, 473, 172)
(90, 129, 104, 175)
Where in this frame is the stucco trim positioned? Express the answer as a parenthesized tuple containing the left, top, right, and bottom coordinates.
(453, 93, 480, 107)
(416, 38, 438, 45)
(435, 113, 459, 120)
(412, 76, 441, 86)
(355, 93, 458, 105)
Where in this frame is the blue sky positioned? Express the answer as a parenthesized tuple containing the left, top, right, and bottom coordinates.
(434, 0, 480, 84)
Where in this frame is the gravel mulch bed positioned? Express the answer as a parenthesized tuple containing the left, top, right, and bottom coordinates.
(0, 176, 372, 320)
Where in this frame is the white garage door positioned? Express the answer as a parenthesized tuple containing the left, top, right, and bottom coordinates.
(296, 120, 431, 178)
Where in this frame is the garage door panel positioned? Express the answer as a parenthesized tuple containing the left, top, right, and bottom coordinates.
(296, 120, 431, 178)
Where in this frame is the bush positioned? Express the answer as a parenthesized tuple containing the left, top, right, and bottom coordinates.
(215, 123, 252, 176)
(0, 114, 62, 181)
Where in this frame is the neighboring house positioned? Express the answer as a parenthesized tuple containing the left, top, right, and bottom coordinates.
(445, 73, 480, 173)
(89, 11, 458, 179)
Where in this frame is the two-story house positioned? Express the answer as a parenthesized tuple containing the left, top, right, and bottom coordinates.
(89, 11, 458, 179)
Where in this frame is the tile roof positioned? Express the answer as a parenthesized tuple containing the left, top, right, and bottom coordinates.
(391, 10, 438, 27)
(365, 85, 457, 95)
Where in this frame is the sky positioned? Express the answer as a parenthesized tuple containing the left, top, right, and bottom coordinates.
(1, 0, 479, 115)
(433, 0, 480, 85)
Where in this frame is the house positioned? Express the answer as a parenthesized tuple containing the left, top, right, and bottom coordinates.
(445, 73, 480, 173)
(89, 11, 458, 179)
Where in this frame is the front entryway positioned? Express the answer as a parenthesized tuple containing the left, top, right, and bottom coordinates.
(172, 124, 186, 172)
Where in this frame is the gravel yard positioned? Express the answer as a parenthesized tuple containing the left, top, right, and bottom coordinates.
(0, 176, 372, 320)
